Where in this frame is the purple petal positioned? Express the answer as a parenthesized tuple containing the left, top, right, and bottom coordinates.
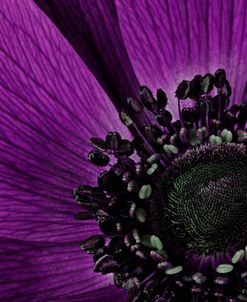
(44, 286, 127, 302)
(34, 0, 140, 111)
(0, 0, 131, 242)
(116, 0, 247, 108)
(0, 1, 132, 299)
(0, 238, 125, 301)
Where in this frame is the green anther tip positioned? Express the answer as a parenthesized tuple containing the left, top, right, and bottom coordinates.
(221, 129, 233, 143)
(216, 264, 234, 274)
(147, 154, 161, 164)
(150, 235, 163, 250)
(147, 163, 158, 175)
(209, 135, 222, 145)
(136, 208, 147, 223)
(139, 184, 152, 199)
(163, 144, 178, 154)
(165, 265, 183, 275)
(231, 249, 245, 264)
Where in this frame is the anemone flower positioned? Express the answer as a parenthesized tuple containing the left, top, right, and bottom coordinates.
(1, 1, 247, 302)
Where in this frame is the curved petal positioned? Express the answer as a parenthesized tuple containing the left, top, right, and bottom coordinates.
(34, 0, 140, 112)
(0, 1, 130, 299)
(116, 0, 247, 109)
(0, 0, 131, 242)
(0, 238, 122, 301)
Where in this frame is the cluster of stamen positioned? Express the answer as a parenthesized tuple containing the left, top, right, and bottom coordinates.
(74, 69, 247, 301)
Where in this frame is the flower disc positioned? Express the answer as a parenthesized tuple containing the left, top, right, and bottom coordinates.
(158, 144, 247, 255)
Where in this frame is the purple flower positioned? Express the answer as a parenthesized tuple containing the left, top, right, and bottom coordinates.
(0, 1, 247, 301)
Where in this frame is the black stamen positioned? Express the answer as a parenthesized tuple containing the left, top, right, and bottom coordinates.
(127, 97, 144, 113)
(140, 86, 157, 113)
(80, 235, 105, 254)
(88, 150, 110, 166)
(90, 137, 107, 152)
(213, 69, 226, 88)
(188, 75, 203, 100)
(106, 131, 121, 151)
(200, 73, 214, 94)
(156, 89, 168, 109)
(76, 69, 247, 302)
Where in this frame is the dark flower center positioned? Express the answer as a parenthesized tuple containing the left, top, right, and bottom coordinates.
(158, 144, 247, 256)
(75, 69, 247, 302)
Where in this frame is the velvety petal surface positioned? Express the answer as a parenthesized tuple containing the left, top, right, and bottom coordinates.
(0, 238, 127, 301)
(116, 0, 247, 110)
(0, 0, 130, 299)
(45, 286, 126, 302)
(34, 0, 140, 114)
(0, 0, 132, 242)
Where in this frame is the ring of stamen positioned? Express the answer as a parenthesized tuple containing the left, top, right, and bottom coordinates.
(75, 69, 247, 302)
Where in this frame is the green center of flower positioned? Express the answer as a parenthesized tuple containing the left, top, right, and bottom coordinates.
(159, 143, 247, 255)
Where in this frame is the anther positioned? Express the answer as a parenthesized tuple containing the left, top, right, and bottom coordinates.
(231, 249, 245, 264)
(175, 80, 190, 100)
(90, 137, 107, 152)
(216, 264, 234, 274)
(156, 88, 168, 109)
(80, 235, 105, 254)
(105, 132, 121, 151)
(156, 109, 173, 127)
(214, 69, 226, 89)
(163, 144, 178, 154)
(165, 266, 183, 275)
(200, 73, 214, 94)
(88, 150, 110, 166)
(136, 208, 147, 223)
(140, 86, 157, 113)
(120, 110, 134, 127)
(188, 75, 203, 100)
(139, 184, 152, 199)
(127, 97, 144, 113)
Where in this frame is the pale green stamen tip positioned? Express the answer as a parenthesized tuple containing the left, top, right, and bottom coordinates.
(165, 265, 183, 275)
(136, 208, 147, 223)
(147, 163, 158, 175)
(231, 249, 245, 264)
(147, 154, 161, 164)
(141, 234, 163, 250)
(209, 135, 222, 145)
(139, 184, 152, 199)
(163, 144, 178, 154)
(150, 235, 163, 250)
(220, 129, 233, 143)
(216, 264, 234, 274)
